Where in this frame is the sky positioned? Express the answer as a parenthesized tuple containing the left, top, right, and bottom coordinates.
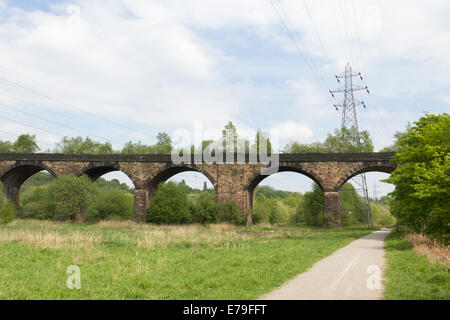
(0, 0, 449, 196)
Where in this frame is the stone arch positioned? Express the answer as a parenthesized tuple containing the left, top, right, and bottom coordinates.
(246, 164, 324, 193)
(81, 162, 138, 188)
(0, 161, 58, 208)
(146, 163, 217, 190)
(334, 161, 397, 191)
(245, 164, 324, 217)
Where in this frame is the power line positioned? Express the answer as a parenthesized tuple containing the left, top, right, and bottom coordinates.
(0, 101, 124, 147)
(0, 86, 129, 143)
(0, 129, 55, 150)
(301, 0, 332, 62)
(269, 0, 334, 103)
(338, 0, 357, 68)
(0, 114, 67, 141)
(0, 74, 158, 141)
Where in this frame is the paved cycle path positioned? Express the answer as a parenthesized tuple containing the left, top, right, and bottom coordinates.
(260, 228, 392, 300)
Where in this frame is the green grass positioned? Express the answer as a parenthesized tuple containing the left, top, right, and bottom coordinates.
(383, 231, 450, 300)
(0, 220, 374, 300)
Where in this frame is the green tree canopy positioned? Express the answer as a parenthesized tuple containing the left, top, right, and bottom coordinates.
(284, 127, 374, 153)
(55, 136, 113, 154)
(0, 134, 39, 153)
(384, 113, 450, 242)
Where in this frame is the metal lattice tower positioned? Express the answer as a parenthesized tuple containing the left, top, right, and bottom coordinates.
(330, 63, 372, 227)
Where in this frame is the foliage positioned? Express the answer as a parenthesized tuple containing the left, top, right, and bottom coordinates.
(20, 172, 53, 194)
(284, 126, 374, 153)
(254, 129, 272, 154)
(95, 177, 134, 194)
(0, 134, 39, 153)
(370, 203, 396, 227)
(88, 190, 133, 222)
(217, 201, 243, 225)
(384, 113, 450, 243)
(296, 183, 324, 227)
(253, 194, 277, 224)
(55, 136, 113, 154)
(193, 191, 217, 224)
(146, 182, 192, 224)
(121, 131, 172, 154)
(45, 174, 99, 221)
(339, 183, 366, 225)
(0, 200, 15, 224)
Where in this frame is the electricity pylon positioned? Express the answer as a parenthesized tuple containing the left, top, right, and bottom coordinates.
(330, 63, 372, 228)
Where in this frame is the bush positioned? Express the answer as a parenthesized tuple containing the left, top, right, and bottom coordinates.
(147, 182, 192, 224)
(0, 200, 15, 224)
(217, 201, 243, 225)
(19, 186, 53, 220)
(296, 183, 323, 227)
(88, 190, 133, 222)
(193, 191, 217, 224)
(45, 174, 98, 222)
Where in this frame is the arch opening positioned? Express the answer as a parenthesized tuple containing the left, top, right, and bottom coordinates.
(146, 165, 216, 191)
(339, 171, 396, 228)
(146, 169, 216, 224)
(84, 168, 136, 222)
(247, 169, 319, 225)
(0, 164, 56, 210)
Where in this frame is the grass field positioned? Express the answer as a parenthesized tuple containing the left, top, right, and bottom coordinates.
(0, 220, 373, 299)
(383, 231, 450, 300)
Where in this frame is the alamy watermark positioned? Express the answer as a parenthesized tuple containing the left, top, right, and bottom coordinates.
(171, 121, 280, 175)
(366, 265, 381, 290)
(66, 265, 81, 290)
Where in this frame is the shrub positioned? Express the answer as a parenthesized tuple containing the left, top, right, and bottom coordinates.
(193, 191, 217, 224)
(147, 182, 192, 224)
(19, 186, 53, 220)
(88, 190, 133, 222)
(296, 183, 323, 227)
(45, 174, 98, 222)
(0, 200, 15, 224)
(217, 201, 243, 225)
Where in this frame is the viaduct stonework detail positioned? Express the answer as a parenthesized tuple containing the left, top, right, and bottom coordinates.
(0, 153, 397, 227)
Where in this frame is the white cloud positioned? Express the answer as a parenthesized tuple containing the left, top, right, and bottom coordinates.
(0, 0, 448, 153)
(271, 121, 313, 146)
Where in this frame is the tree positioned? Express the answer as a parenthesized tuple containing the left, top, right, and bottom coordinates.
(89, 190, 133, 221)
(155, 132, 172, 154)
(45, 174, 98, 222)
(254, 129, 272, 154)
(13, 134, 40, 153)
(193, 191, 217, 224)
(217, 201, 243, 225)
(284, 141, 326, 153)
(146, 182, 192, 224)
(55, 136, 113, 154)
(384, 113, 450, 242)
(323, 127, 373, 152)
(121, 141, 155, 154)
(0, 134, 39, 153)
(0, 200, 15, 224)
(296, 183, 323, 227)
(283, 127, 373, 153)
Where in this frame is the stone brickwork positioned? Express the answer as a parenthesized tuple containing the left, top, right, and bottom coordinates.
(0, 153, 396, 227)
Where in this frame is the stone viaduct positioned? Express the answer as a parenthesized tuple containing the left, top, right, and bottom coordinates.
(0, 152, 397, 227)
